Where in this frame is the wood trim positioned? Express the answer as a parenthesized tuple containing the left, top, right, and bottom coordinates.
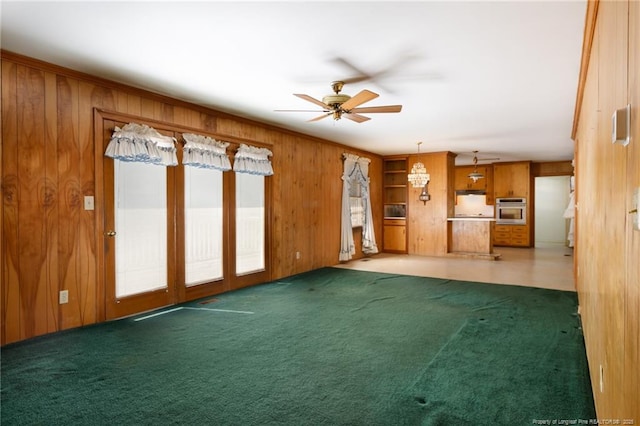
(174, 135, 186, 302)
(0, 48, 4, 346)
(93, 111, 107, 322)
(94, 108, 273, 149)
(227, 172, 273, 291)
(571, 0, 600, 140)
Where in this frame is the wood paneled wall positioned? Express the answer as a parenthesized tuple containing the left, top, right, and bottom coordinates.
(0, 52, 382, 345)
(573, 0, 640, 420)
(407, 152, 456, 256)
(530, 160, 574, 177)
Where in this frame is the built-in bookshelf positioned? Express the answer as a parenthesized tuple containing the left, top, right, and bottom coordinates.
(383, 158, 408, 218)
(383, 157, 408, 253)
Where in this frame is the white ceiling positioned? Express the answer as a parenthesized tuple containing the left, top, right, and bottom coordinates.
(1, 1, 586, 165)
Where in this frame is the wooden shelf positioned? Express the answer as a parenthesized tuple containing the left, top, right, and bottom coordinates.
(383, 157, 408, 253)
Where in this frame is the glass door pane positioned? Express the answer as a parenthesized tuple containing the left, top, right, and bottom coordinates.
(184, 167, 224, 285)
(114, 161, 167, 298)
(235, 173, 265, 275)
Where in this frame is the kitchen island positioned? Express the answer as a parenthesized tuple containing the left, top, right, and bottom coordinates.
(447, 217, 500, 260)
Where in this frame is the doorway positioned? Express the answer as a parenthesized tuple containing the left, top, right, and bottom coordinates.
(97, 113, 271, 320)
(534, 176, 571, 247)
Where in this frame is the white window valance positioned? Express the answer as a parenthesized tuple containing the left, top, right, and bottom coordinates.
(182, 133, 232, 171)
(105, 123, 178, 166)
(233, 144, 274, 176)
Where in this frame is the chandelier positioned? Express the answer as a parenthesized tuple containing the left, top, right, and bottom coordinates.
(408, 142, 430, 187)
(408, 142, 431, 204)
(408, 161, 430, 187)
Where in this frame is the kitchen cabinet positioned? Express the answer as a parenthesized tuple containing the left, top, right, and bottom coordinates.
(383, 219, 407, 253)
(447, 218, 499, 259)
(455, 166, 489, 190)
(493, 162, 532, 247)
(383, 157, 407, 253)
(493, 224, 530, 247)
(455, 165, 494, 204)
(493, 161, 531, 198)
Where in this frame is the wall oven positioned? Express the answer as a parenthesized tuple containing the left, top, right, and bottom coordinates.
(496, 197, 527, 224)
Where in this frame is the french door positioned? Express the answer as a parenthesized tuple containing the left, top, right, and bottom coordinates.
(100, 116, 270, 320)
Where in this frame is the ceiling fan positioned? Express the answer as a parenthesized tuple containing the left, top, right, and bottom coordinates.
(276, 81, 402, 123)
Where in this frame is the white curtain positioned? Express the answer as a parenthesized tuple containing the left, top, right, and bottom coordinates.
(105, 122, 177, 166)
(182, 133, 232, 171)
(563, 175, 575, 248)
(233, 144, 274, 176)
(339, 153, 378, 261)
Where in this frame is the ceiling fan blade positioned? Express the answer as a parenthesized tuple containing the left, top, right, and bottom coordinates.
(332, 57, 369, 76)
(340, 89, 378, 111)
(344, 113, 371, 123)
(331, 57, 371, 84)
(294, 94, 330, 109)
(340, 75, 371, 85)
(308, 113, 332, 122)
(350, 105, 402, 114)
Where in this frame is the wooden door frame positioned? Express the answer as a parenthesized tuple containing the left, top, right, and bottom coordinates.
(98, 116, 177, 319)
(93, 108, 273, 321)
(176, 133, 228, 301)
(227, 167, 273, 291)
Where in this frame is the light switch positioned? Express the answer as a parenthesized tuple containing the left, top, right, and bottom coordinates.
(612, 104, 630, 146)
(84, 196, 95, 211)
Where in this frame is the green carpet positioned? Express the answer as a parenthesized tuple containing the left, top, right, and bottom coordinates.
(1, 268, 595, 425)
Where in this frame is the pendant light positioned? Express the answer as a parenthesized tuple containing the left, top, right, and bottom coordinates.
(468, 151, 484, 183)
(408, 142, 430, 187)
(408, 142, 431, 204)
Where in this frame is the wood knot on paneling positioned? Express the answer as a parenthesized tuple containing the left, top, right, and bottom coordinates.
(2, 175, 19, 206)
(38, 177, 57, 209)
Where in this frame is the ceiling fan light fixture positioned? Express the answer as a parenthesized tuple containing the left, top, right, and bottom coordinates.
(322, 93, 351, 106)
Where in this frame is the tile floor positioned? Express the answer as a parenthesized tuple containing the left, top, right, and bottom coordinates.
(334, 243, 575, 292)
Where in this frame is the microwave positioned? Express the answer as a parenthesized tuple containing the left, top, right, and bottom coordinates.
(496, 197, 526, 224)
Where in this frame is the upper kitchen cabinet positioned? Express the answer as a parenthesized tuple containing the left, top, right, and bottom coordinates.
(455, 165, 494, 204)
(493, 161, 531, 199)
(455, 165, 488, 191)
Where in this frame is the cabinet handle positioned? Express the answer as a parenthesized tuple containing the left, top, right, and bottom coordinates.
(105, 230, 117, 237)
